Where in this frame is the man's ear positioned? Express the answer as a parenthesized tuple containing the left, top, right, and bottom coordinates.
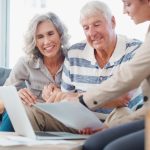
(111, 16, 116, 29)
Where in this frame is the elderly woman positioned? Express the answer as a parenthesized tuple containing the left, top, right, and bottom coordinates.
(0, 11, 69, 131)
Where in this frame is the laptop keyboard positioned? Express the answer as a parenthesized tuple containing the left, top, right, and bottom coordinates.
(35, 131, 59, 137)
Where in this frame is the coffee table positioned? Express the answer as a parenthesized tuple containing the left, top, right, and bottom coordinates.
(0, 132, 85, 150)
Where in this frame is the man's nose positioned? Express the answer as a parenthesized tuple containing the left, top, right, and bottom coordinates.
(88, 27, 96, 37)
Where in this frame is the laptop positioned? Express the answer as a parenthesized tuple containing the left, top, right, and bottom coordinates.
(0, 86, 89, 140)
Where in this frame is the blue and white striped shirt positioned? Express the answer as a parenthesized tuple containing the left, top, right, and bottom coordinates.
(61, 35, 143, 115)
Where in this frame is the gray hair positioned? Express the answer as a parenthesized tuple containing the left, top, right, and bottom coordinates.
(80, 1, 113, 23)
(23, 12, 70, 59)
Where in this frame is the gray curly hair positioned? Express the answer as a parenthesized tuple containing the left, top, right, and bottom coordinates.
(23, 12, 70, 59)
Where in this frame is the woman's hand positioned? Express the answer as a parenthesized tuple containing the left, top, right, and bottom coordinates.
(18, 88, 37, 106)
(78, 123, 108, 135)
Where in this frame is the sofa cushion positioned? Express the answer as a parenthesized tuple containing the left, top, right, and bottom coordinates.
(0, 67, 11, 121)
(0, 67, 11, 86)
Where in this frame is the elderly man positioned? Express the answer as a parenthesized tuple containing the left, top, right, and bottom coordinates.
(40, 1, 142, 129)
(26, 1, 142, 132)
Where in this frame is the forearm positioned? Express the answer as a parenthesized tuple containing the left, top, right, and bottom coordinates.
(101, 98, 122, 108)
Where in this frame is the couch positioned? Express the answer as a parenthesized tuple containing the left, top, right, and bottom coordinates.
(0, 67, 11, 121)
(0, 67, 11, 86)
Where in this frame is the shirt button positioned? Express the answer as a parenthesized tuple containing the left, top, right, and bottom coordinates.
(144, 96, 148, 102)
(93, 101, 98, 105)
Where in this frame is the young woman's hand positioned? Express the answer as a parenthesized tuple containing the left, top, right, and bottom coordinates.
(78, 123, 108, 135)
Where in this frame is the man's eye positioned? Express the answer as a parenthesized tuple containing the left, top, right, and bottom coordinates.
(95, 24, 100, 26)
(124, 2, 130, 7)
(83, 26, 88, 31)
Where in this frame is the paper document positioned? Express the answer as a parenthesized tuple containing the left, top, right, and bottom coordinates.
(34, 101, 102, 130)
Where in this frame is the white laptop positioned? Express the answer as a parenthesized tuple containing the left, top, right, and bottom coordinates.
(0, 86, 89, 140)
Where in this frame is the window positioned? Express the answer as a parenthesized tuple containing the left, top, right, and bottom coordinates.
(7, 0, 149, 68)
(0, 0, 9, 66)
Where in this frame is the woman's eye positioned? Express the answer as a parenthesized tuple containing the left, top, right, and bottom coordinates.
(36, 35, 43, 39)
(48, 31, 54, 35)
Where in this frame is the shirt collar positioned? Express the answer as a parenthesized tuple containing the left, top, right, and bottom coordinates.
(108, 35, 127, 64)
(82, 35, 127, 67)
(28, 57, 43, 69)
(83, 42, 97, 65)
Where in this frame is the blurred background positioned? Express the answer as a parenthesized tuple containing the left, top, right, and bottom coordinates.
(0, 0, 149, 68)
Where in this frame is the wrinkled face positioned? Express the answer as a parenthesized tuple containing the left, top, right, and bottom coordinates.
(122, 0, 148, 24)
(81, 12, 116, 51)
(36, 20, 61, 59)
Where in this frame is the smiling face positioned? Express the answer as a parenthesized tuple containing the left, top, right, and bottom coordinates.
(35, 20, 61, 59)
(122, 0, 150, 24)
(81, 11, 116, 52)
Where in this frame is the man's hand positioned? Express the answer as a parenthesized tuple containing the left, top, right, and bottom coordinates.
(18, 88, 37, 106)
(102, 90, 135, 108)
(42, 83, 60, 102)
(46, 91, 79, 103)
(42, 83, 81, 103)
(111, 93, 130, 107)
(78, 123, 108, 135)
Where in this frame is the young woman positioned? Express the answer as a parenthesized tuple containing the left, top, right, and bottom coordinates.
(82, 0, 150, 150)
(0, 11, 69, 131)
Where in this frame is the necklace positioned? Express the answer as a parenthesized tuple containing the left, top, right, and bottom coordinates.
(46, 58, 64, 78)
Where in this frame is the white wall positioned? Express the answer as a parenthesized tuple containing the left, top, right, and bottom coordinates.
(0, 0, 3, 65)
(6, 0, 150, 67)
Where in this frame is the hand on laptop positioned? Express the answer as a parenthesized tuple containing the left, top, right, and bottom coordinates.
(18, 88, 37, 106)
